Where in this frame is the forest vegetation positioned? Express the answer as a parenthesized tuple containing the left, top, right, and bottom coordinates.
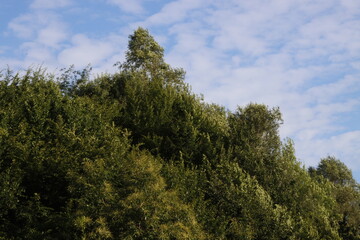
(1, 27, 359, 239)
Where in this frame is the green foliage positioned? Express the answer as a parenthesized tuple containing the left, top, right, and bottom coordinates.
(316, 156, 356, 186)
(108, 28, 228, 164)
(122, 27, 165, 71)
(1, 27, 359, 239)
(204, 156, 294, 239)
(311, 157, 360, 239)
(0, 68, 203, 239)
(228, 103, 282, 180)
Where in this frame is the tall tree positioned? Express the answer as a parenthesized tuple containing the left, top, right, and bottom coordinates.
(228, 103, 282, 184)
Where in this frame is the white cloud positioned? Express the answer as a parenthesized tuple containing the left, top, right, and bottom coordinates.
(351, 61, 360, 70)
(58, 34, 118, 68)
(30, 0, 72, 9)
(21, 42, 53, 62)
(143, 0, 206, 26)
(37, 25, 67, 48)
(340, 0, 360, 13)
(7, 10, 69, 69)
(106, 0, 144, 14)
(8, 14, 36, 39)
(0, 46, 8, 55)
(297, 130, 360, 170)
(8, 11, 68, 45)
(306, 75, 360, 103)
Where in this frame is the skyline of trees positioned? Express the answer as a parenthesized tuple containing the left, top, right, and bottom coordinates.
(0, 27, 359, 239)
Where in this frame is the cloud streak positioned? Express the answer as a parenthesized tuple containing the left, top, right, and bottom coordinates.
(30, 0, 72, 9)
(106, 0, 145, 14)
(58, 34, 121, 68)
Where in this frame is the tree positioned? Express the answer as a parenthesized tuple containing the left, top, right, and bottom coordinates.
(228, 104, 341, 239)
(228, 103, 283, 185)
(312, 157, 360, 239)
(109, 28, 228, 165)
(316, 156, 356, 186)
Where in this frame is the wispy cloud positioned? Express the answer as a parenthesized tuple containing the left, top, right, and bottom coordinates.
(142, 0, 206, 26)
(0, 46, 8, 55)
(106, 0, 145, 14)
(37, 24, 67, 48)
(298, 130, 360, 170)
(30, 0, 72, 9)
(58, 34, 120, 68)
(8, 8, 68, 44)
(8, 14, 38, 39)
(6, 6, 69, 70)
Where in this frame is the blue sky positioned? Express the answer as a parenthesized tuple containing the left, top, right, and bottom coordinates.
(1, 0, 360, 181)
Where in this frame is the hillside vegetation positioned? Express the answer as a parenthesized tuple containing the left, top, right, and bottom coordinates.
(1, 28, 359, 239)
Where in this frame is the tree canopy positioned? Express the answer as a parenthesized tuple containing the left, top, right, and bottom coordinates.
(0, 27, 359, 239)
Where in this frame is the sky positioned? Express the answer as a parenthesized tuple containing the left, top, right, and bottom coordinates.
(1, 0, 360, 181)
